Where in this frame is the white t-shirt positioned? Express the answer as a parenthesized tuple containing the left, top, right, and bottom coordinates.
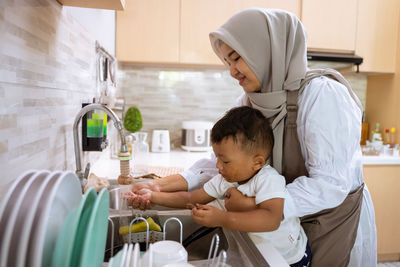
(203, 165, 307, 264)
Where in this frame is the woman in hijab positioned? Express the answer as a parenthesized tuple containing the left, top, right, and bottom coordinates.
(129, 8, 377, 267)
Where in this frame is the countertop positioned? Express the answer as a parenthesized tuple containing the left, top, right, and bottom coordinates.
(91, 149, 213, 180)
(91, 149, 400, 180)
(361, 155, 400, 165)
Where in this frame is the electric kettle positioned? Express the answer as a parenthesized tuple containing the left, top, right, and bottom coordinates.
(151, 130, 170, 152)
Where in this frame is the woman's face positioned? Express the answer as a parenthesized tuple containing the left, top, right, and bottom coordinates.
(220, 43, 261, 93)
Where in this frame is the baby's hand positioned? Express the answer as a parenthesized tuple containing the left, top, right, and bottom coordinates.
(191, 204, 224, 228)
(224, 187, 256, 212)
(122, 191, 136, 206)
(123, 189, 153, 210)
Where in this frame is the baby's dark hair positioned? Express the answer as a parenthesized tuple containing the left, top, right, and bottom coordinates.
(211, 106, 274, 158)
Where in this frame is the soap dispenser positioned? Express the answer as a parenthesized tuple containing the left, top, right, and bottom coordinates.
(82, 103, 108, 151)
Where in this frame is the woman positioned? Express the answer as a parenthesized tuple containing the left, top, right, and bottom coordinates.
(129, 8, 376, 267)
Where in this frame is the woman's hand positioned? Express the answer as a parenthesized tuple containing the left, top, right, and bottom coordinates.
(191, 204, 225, 228)
(224, 187, 256, 211)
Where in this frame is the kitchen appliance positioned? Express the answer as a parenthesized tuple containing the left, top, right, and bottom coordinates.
(181, 121, 213, 152)
(151, 130, 170, 153)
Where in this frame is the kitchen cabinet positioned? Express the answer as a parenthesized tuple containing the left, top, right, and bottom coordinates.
(179, 0, 242, 65)
(180, 0, 300, 65)
(118, 0, 300, 65)
(356, 0, 400, 73)
(301, 0, 357, 53)
(302, 0, 400, 73)
(116, 0, 399, 71)
(58, 0, 125, 10)
(116, 0, 180, 63)
(363, 165, 400, 261)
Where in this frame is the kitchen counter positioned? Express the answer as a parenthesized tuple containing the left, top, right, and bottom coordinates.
(91, 149, 213, 180)
(91, 149, 400, 181)
(361, 155, 400, 165)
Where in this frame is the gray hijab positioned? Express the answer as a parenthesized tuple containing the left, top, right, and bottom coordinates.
(209, 8, 362, 173)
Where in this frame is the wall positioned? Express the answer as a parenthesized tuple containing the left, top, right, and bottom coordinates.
(0, 0, 115, 187)
(118, 64, 367, 149)
(64, 6, 115, 56)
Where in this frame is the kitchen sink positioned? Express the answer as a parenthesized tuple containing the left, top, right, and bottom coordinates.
(105, 183, 270, 266)
(104, 211, 228, 264)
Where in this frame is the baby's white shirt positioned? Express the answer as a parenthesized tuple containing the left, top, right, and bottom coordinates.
(203, 165, 308, 264)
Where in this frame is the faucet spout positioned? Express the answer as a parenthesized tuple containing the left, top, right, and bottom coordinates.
(73, 104, 128, 182)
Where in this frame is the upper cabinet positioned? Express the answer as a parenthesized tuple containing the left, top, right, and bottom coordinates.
(117, 0, 300, 65)
(180, 0, 300, 65)
(58, 0, 125, 10)
(240, 0, 300, 17)
(302, 0, 357, 53)
(116, 0, 400, 72)
(180, 0, 242, 65)
(116, 0, 180, 63)
(355, 0, 400, 73)
(302, 0, 400, 73)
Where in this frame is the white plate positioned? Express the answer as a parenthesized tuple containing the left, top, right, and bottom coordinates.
(132, 243, 140, 267)
(0, 170, 36, 248)
(27, 171, 82, 267)
(120, 243, 129, 267)
(11, 170, 54, 267)
(125, 243, 133, 267)
(0, 170, 41, 267)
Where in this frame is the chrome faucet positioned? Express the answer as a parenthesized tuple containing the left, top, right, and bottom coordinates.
(73, 104, 128, 185)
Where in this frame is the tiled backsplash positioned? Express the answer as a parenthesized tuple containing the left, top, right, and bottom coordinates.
(117, 65, 243, 148)
(0, 0, 103, 185)
(118, 65, 367, 148)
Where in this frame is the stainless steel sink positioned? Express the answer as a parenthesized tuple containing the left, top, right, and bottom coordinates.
(104, 204, 270, 266)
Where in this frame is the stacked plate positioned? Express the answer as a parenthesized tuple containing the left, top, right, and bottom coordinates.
(0, 170, 110, 267)
(0, 170, 81, 267)
(108, 242, 141, 267)
(52, 187, 109, 267)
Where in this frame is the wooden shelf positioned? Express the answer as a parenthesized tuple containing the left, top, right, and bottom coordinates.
(58, 0, 125, 11)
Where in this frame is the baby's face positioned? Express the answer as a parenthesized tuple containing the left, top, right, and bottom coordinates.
(212, 137, 258, 184)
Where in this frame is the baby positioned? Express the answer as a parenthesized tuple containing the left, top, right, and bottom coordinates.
(128, 106, 310, 266)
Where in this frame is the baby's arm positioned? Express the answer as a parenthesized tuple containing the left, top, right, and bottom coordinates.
(139, 188, 215, 209)
(192, 197, 283, 232)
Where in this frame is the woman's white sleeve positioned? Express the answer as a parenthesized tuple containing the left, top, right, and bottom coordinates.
(284, 77, 363, 219)
(179, 93, 247, 191)
(180, 153, 219, 191)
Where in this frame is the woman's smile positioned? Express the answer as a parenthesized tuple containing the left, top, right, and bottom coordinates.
(238, 77, 245, 86)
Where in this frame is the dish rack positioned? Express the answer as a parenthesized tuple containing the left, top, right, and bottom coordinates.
(107, 215, 227, 267)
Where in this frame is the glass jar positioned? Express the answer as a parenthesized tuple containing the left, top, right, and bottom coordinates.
(132, 132, 149, 154)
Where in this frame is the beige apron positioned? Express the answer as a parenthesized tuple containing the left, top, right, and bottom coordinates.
(283, 73, 364, 267)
